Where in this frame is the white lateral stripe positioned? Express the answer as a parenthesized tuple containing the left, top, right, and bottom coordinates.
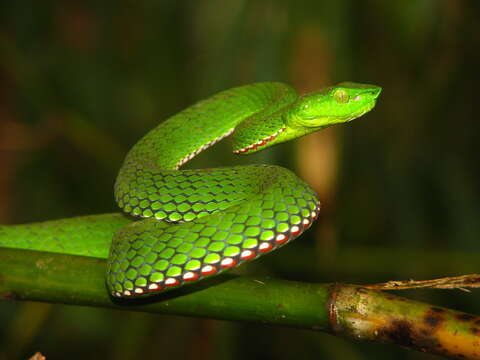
(175, 128, 235, 169)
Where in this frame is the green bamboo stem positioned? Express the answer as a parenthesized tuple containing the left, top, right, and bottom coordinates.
(1, 246, 480, 359)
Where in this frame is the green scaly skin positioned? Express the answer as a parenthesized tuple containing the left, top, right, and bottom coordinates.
(0, 82, 381, 299)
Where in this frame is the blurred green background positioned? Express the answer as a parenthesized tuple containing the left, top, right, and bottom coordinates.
(1, 1, 479, 359)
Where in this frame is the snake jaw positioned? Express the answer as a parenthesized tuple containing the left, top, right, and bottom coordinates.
(233, 127, 285, 154)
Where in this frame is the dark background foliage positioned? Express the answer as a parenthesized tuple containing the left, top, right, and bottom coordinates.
(1, 1, 479, 359)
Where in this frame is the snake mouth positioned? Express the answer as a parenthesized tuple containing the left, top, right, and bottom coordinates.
(233, 127, 285, 154)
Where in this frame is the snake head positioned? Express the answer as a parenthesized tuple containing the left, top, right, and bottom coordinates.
(232, 82, 381, 155)
(286, 82, 382, 129)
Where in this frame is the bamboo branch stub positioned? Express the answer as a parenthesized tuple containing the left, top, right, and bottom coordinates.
(365, 274, 480, 291)
(330, 284, 480, 359)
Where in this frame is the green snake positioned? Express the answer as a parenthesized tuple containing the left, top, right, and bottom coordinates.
(0, 82, 381, 298)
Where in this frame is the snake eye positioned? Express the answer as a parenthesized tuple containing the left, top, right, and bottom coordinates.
(333, 89, 349, 104)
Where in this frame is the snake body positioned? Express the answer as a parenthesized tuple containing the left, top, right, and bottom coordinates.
(0, 82, 381, 298)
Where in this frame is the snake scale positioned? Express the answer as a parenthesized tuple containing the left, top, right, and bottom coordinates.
(0, 82, 381, 298)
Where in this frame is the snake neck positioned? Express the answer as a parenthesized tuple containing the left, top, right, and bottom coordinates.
(231, 89, 298, 154)
(231, 111, 287, 154)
